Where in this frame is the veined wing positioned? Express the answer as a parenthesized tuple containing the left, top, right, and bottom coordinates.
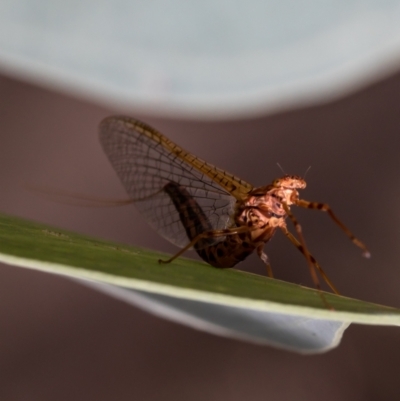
(99, 116, 253, 248)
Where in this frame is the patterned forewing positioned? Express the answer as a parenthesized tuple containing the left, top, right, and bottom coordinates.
(99, 116, 249, 248)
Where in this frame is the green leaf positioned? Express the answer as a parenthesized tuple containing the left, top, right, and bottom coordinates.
(0, 213, 399, 353)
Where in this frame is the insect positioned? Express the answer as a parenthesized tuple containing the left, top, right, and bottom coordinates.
(99, 116, 370, 295)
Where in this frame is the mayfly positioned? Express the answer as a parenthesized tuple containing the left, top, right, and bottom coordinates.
(99, 116, 370, 295)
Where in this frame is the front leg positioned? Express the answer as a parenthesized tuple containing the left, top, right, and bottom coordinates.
(295, 199, 370, 258)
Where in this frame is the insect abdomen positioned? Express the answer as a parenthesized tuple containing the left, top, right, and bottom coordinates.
(164, 182, 256, 268)
(163, 182, 214, 246)
(196, 235, 256, 268)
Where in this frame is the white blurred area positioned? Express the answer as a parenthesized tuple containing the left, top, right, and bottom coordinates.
(1, 0, 400, 118)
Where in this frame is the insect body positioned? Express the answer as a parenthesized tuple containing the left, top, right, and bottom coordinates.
(99, 116, 369, 294)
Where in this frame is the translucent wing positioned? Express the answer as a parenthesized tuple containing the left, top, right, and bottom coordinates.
(99, 116, 253, 248)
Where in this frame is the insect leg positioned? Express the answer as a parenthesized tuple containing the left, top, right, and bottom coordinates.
(279, 226, 340, 295)
(158, 225, 253, 265)
(280, 201, 323, 291)
(256, 245, 273, 278)
(295, 199, 370, 258)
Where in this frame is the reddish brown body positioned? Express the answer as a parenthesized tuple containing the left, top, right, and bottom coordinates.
(164, 177, 305, 269)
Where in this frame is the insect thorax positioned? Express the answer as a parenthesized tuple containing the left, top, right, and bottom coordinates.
(233, 183, 303, 245)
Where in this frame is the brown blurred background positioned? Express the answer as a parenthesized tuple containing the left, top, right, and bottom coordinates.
(1, 70, 400, 400)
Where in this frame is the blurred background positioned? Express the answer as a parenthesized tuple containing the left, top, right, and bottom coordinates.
(1, 0, 400, 400)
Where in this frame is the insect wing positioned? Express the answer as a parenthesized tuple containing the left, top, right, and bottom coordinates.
(99, 116, 246, 248)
